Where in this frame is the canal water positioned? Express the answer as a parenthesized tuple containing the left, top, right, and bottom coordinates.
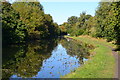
(2, 37, 92, 79)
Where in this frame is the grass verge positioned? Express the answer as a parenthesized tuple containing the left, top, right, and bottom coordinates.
(118, 51, 120, 55)
(62, 36, 115, 78)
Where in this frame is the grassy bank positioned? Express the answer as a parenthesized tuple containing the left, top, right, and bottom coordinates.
(62, 36, 115, 78)
(118, 51, 120, 55)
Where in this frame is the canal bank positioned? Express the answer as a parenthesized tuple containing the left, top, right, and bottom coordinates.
(63, 36, 116, 78)
(2, 37, 92, 78)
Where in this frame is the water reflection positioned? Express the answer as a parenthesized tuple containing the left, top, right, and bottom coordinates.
(60, 39, 93, 64)
(2, 38, 93, 79)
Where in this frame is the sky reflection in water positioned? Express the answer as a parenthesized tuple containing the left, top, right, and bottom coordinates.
(3, 38, 90, 79)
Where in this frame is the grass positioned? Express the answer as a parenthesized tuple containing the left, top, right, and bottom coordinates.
(62, 36, 116, 78)
(118, 51, 120, 55)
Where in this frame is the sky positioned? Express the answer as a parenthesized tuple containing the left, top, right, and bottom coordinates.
(9, 0, 99, 25)
(41, 2, 99, 25)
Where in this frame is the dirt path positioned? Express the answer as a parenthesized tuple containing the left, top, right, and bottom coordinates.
(82, 36, 120, 79)
(102, 43, 119, 79)
(108, 46, 120, 79)
(117, 54, 120, 79)
(78, 36, 120, 79)
(112, 50, 119, 79)
(114, 52, 120, 79)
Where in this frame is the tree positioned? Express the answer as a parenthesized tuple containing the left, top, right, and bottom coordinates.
(12, 2, 47, 39)
(64, 12, 92, 36)
(59, 24, 67, 35)
(68, 16, 78, 25)
(12, 2, 60, 39)
(83, 16, 97, 37)
(95, 1, 120, 43)
(95, 2, 115, 40)
(2, 2, 26, 44)
(110, 2, 120, 46)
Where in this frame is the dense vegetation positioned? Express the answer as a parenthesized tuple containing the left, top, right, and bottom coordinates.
(60, 2, 120, 47)
(2, 1, 119, 47)
(1, 1, 61, 44)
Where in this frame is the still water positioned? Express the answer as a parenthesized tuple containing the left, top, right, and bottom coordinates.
(2, 37, 92, 79)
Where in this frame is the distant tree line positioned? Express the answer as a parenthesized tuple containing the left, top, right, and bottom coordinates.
(1, 1, 61, 44)
(60, 2, 120, 46)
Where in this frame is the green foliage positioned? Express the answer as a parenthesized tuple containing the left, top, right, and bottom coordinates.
(12, 2, 60, 39)
(2, 1, 60, 44)
(110, 2, 120, 45)
(12, 2, 47, 39)
(95, 2, 114, 39)
(2, 1, 120, 46)
(68, 16, 78, 25)
(61, 12, 92, 36)
(95, 2, 120, 44)
(63, 2, 120, 45)
(82, 17, 96, 35)
(2, 2, 26, 44)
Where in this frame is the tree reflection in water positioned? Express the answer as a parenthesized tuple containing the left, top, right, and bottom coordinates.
(2, 38, 94, 78)
(60, 38, 94, 65)
(2, 38, 58, 78)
